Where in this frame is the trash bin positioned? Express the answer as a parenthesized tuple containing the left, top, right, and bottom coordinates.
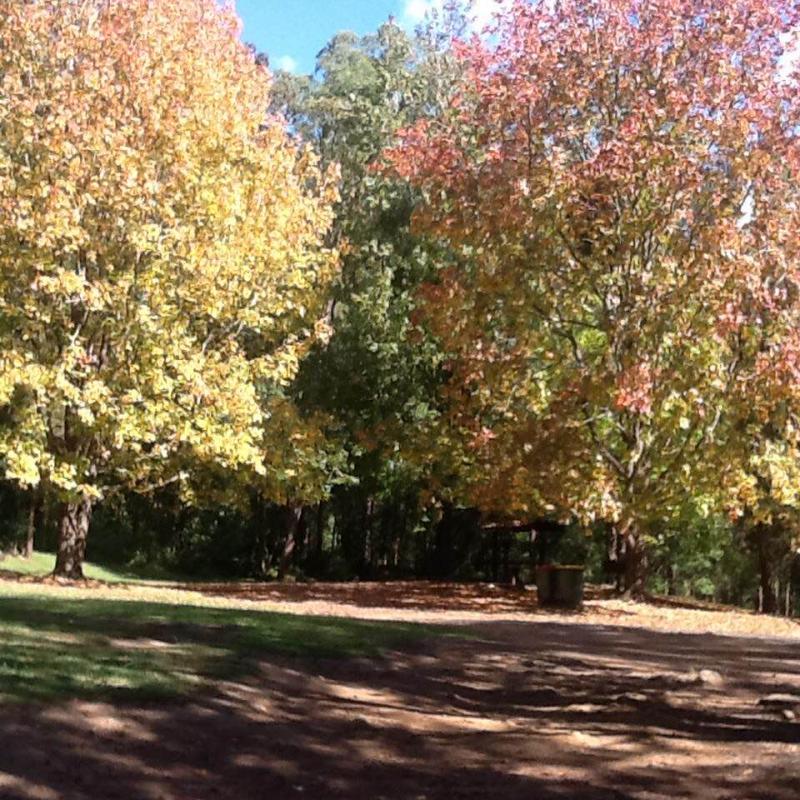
(536, 564, 584, 610)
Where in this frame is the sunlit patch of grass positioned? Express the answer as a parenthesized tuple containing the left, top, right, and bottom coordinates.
(0, 627, 202, 702)
(0, 588, 441, 704)
(0, 551, 178, 584)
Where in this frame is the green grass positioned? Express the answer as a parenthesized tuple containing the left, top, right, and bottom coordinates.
(0, 551, 179, 583)
(0, 585, 439, 704)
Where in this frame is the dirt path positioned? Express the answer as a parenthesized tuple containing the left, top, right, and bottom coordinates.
(1, 581, 799, 799)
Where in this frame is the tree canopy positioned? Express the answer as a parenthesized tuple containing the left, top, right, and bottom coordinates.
(388, 0, 800, 592)
(0, 0, 798, 609)
(0, 0, 337, 576)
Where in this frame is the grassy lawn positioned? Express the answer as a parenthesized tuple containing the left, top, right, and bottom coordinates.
(0, 583, 437, 705)
(0, 550, 179, 583)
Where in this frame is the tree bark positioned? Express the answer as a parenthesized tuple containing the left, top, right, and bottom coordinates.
(612, 522, 648, 599)
(622, 531, 648, 598)
(490, 525, 500, 582)
(21, 489, 42, 559)
(756, 528, 777, 614)
(606, 524, 624, 592)
(53, 497, 93, 579)
(24, 497, 35, 558)
(277, 505, 302, 581)
(501, 531, 512, 584)
(666, 563, 677, 596)
(363, 497, 374, 576)
(316, 501, 326, 559)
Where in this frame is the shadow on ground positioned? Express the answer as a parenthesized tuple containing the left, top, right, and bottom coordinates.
(1, 604, 799, 799)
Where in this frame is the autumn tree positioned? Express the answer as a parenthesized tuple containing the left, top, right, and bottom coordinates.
(724, 333, 800, 612)
(0, 0, 337, 578)
(389, 0, 800, 594)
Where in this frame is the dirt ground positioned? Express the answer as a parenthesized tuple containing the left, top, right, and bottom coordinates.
(1, 580, 799, 800)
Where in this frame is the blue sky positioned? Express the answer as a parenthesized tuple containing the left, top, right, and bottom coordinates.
(236, 1, 413, 75)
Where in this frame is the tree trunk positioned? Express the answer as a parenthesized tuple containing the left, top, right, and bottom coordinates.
(277, 505, 302, 581)
(756, 530, 776, 614)
(606, 524, 624, 592)
(24, 502, 35, 558)
(22, 490, 41, 558)
(53, 497, 93, 579)
(666, 563, 677, 596)
(490, 527, 500, 582)
(616, 523, 648, 599)
(315, 501, 325, 560)
(501, 531, 512, 584)
(391, 511, 402, 569)
(363, 497, 374, 577)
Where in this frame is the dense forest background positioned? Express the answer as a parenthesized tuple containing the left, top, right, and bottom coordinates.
(1, 3, 799, 616)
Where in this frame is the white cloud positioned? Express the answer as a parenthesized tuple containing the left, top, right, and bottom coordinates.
(403, 0, 436, 25)
(276, 55, 298, 74)
(401, 0, 505, 30)
(471, 0, 504, 28)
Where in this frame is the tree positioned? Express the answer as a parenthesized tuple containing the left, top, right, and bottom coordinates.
(0, 0, 337, 577)
(388, 0, 800, 594)
(268, 19, 466, 577)
(723, 407, 800, 613)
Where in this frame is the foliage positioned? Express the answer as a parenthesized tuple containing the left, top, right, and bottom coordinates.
(265, 19, 471, 576)
(387, 0, 800, 591)
(0, 0, 337, 517)
(273, 22, 452, 446)
(0, 3, 797, 607)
